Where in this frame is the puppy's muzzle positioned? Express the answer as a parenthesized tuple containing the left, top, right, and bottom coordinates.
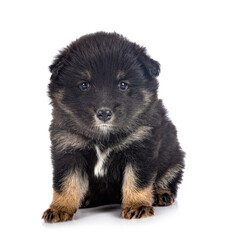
(96, 109, 113, 122)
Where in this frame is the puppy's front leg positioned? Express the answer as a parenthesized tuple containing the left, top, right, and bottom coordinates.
(43, 170, 88, 223)
(121, 164, 154, 219)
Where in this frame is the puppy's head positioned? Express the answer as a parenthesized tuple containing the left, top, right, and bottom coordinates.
(49, 32, 160, 138)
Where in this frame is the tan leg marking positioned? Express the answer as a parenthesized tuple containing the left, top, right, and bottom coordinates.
(121, 164, 154, 219)
(42, 171, 88, 223)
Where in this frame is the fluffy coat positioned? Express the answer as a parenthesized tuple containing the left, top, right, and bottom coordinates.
(42, 32, 185, 222)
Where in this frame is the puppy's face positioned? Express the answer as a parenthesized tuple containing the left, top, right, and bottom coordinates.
(49, 33, 160, 138)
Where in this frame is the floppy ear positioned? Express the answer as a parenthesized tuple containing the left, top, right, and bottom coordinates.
(49, 47, 70, 81)
(138, 51, 160, 79)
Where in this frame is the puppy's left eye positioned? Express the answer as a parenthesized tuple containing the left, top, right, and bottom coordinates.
(79, 82, 90, 91)
(118, 81, 128, 91)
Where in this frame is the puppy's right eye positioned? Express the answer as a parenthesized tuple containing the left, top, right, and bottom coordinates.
(118, 81, 128, 91)
(79, 82, 90, 91)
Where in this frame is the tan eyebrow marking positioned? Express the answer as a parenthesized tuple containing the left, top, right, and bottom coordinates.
(81, 70, 92, 80)
(116, 70, 126, 80)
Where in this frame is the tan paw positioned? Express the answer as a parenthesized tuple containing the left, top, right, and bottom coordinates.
(42, 208, 74, 223)
(121, 205, 154, 219)
(153, 189, 175, 206)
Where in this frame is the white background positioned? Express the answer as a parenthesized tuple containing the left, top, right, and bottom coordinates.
(0, 0, 225, 239)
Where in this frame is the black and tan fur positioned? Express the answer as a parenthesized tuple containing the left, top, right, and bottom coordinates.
(42, 32, 185, 222)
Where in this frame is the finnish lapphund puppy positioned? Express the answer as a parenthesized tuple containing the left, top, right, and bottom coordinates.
(42, 32, 185, 223)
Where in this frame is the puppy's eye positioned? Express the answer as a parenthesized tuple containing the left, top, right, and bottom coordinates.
(79, 82, 90, 91)
(118, 81, 128, 91)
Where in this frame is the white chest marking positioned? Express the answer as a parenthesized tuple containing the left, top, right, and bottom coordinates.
(94, 145, 111, 177)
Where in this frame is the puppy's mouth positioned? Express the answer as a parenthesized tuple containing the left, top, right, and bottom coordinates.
(95, 124, 113, 133)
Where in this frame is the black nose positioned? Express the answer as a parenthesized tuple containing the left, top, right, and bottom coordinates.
(97, 109, 113, 122)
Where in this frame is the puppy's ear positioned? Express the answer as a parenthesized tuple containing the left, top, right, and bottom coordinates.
(49, 47, 69, 81)
(138, 51, 160, 79)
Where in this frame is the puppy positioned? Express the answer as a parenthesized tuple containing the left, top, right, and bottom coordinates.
(42, 32, 185, 222)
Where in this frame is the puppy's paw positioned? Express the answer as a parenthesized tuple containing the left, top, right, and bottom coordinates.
(121, 205, 154, 219)
(42, 208, 74, 223)
(153, 189, 175, 206)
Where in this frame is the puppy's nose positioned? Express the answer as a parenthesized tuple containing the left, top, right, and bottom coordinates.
(97, 109, 113, 122)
